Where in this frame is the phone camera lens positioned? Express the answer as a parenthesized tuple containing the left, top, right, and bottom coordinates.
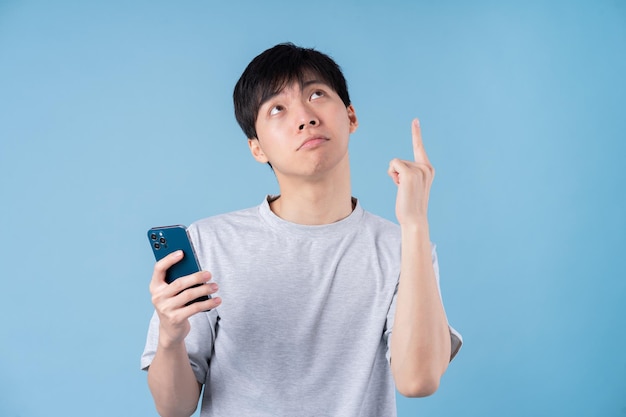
(159, 237, 166, 244)
(153, 242, 160, 249)
(150, 233, 157, 240)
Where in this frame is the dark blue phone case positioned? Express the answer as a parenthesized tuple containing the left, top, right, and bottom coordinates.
(147, 225, 209, 304)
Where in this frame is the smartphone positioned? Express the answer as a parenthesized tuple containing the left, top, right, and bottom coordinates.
(147, 225, 209, 305)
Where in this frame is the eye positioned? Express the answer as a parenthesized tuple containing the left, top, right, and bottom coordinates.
(310, 90, 325, 100)
(269, 105, 284, 116)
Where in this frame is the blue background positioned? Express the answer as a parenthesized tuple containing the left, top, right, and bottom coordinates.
(1, 0, 624, 416)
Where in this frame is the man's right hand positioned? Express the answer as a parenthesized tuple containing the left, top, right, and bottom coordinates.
(149, 249, 222, 348)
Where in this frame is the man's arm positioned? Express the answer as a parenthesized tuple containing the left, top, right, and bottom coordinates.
(147, 250, 221, 417)
(387, 119, 451, 397)
(147, 342, 203, 417)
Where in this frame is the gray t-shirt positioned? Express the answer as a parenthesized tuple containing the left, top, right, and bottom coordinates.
(141, 196, 462, 417)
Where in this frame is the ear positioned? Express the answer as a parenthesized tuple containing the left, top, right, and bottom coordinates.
(347, 104, 359, 134)
(248, 138, 269, 164)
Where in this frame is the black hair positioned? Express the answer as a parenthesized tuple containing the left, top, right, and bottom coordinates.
(233, 42, 351, 139)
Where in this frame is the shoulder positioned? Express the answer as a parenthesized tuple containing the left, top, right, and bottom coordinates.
(359, 209, 437, 256)
(186, 205, 266, 258)
(190, 205, 259, 230)
(186, 204, 265, 244)
(360, 209, 400, 238)
(354, 208, 401, 261)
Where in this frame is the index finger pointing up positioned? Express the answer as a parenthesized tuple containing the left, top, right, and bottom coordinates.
(412, 118, 430, 164)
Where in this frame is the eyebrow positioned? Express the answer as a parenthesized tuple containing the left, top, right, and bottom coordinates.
(301, 79, 323, 88)
(259, 79, 326, 108)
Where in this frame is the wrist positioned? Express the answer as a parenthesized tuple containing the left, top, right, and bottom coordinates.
(400, 219, 430, 234)
(158, 330, 187, 351)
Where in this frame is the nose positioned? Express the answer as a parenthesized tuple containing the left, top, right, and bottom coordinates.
(298, 119, 317, 130)
(295, 101, 319, 131)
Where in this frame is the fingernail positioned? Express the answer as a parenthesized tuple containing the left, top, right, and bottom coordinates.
(414, 119, 420, 127)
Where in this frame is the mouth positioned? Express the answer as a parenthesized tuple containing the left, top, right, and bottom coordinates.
(297, 136, 329, 150)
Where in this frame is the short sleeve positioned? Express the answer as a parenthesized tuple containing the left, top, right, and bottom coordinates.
(140, 309, 219, 384)
(384, 243, 463, 363)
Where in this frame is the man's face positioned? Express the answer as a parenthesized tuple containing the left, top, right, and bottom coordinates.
(248, 77, 358, 181)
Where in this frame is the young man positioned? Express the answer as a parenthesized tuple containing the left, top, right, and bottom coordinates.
(141, 43, 462, 417)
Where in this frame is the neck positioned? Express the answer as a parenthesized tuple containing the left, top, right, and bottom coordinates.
(271, 160, 353, 225)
